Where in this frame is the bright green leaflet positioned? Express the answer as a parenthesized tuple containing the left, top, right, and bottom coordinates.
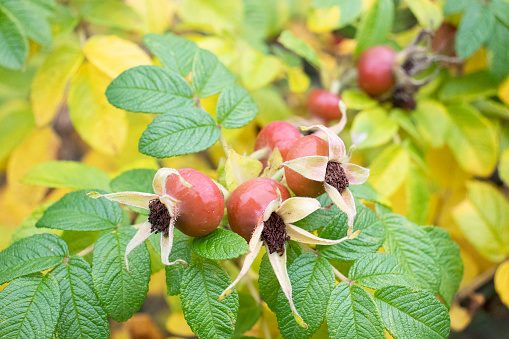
(326, 283, 385, 339)
(105, 65, 195, 113)
(455, 3, 495, 59)
(276, 253, 334, 339)
(110, 168, 157, 194)
(0, 4, 28, 70)
(92, 227, 151, 322)
(180, 257, 239, 339)
(192, 48, 235, 98)
(0, 273, 60, 339)
(138, 108, 221, 158)
(52, 256, 110, 339)
(216, 84, 258, 129)
(192, 228, 249, 260)
(0, 0, 51, 45)
(0, 233, 68, 285)
(36, 189, 123, 231)
(354, 0, 394, 56)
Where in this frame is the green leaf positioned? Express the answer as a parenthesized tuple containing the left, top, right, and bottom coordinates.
(440, 71, 498, 102)
(341, 90, 378, 110)
(349, 253, 415, 290)
(0, 5, 28, 70)
(499, 148, 509, 186)
(424, 227, 463, 308)
(0, 234, 68, 285)
(293, 194, 338, 232)
(160, 230, 192, 296)
(234, 293, 261, 338)
(412, 99, 449, 149)
(405, 0, 442, 30)
(318, 202, 385, 261)
(143, 33, 198, 77)
(445, 104, 498, 177)
(192, 48, 235, 98)
(52, 256, 110, 338)
(443, 0, 475, 15)
(354, 0, 394, 56)
(368, 144, 410, 197)
(486, 23, 509, 80)
(92, 227, 151, 322)
(139, 108, 221, 158)
(177, 0, 243, 35)
(21, 161, 111, 191)
(276, 253, 334, 339)
(326, 283, 385, 339)
(489, 0, 509, 27)
(180, 257, 239, 339)
(105, 65, 195, 113)
(374, 286, 450, 339)
(278, 30, 321, 68)
(110, 168, 157, 194)
(472, 99, 509, 119)
(192, 229, 248, 260)
(455, 3, 495, 59)
(61, 230, 102, 256)
(382, 214, 441, 294)
(0, 0, 51, 45)
(0, 102, 35, 163)
(250, 87, 292, 125)
(337, 0, 363, 26)
(452, 181, 509, 262)
(77, 0, 144, 32)
(36, 190, 123, 231)
(405, 163, 430, 225)
(0, 273, 60, 339)
(259, 242, 302, 312)
(350, 108, 398, 149)
(216, 84, 258, 129)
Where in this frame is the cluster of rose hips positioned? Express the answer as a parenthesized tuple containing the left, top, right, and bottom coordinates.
(90, 118, 368, 328)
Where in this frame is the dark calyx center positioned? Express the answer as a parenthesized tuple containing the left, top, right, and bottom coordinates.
(325, 161, 349, 194)
(261, 212, 290, 256)
(148, 199, 171, 237)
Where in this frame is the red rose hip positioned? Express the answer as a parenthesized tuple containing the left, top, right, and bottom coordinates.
(307, 89, 343, 121)
(357, 45, 397, 96)
(254, 121, 301, 161)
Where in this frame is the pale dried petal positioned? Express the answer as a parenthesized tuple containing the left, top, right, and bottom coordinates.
(282, 156, 328, 182)
(160, 220, 186, 266)
(219, 221, 264, 301)
(267, 250, 308, 329)
(324, 184, 356, 230)
(286, 223, 352, 245)
(88, 191, 157, 210)
(343, 163, 370, 185)
(159, 195, 180, 218)
(125, 221, 152, 271)
(153, 168, 192, 196)
(263, 194, 282, 222)
(302, 125, 347, 162)
(278, 197, 321, 224)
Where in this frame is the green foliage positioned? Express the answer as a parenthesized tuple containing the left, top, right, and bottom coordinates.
(374, 286, 450, 339)
(138, 108, 221, 158)
(52, 256, 110, 338)
(160, 230, 192, 296)
(0, 5, 27, 70)
(0, 234, 68, 285)
(192, 49, 235, 98)
(37, 190, 123, 231)
(0, 273, 60, 339)
(234, 293, 261, 338)
(326, 283, 385, 339)
(192, 229, 249, 260)
(110, 168, 157, 194)
(216, 84, 258, 129)
(92, 227, 151, 322)
(276, 253, 334, 339)
(355, 0, 394, 56)
(279, 30, 321, 68)
(180, 257, 239, 339)
(106, 65, 195, 113)
(455, 3, 495, 59)
(21, 161, 111, 191)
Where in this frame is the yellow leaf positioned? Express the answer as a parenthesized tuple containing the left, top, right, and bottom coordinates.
(239, 44, 282, 90)
(208, 123, 258, 165)
(287, 66, 310, 93)
(31, 43, 84, 127)
(495, 261, 509, 308)
(499, 75, 509, 106)
(406, 0, 442, 30)
(68, 64, 128, 155)
(6, 127, 60, 208)
(452, 181, 509, 262)
(225, 147, 262, 191)
(0, 100, 35, 167)
(261, 148, 283, 179)
(449, 304, 471, 332)
(193, 36, 237, 68)
(83, 35, 151, 78)
(307, 7, 340, 33)
(427, 147, 471, 190)
(162, 154, 215, 179)
(368, 144, 410, 197)
(499, 148, 509, 185)
(126, 0, 174, 33)
(166, 313, 194, 336)
(464, 48, 487, 74)
(177, 0, 243, 34)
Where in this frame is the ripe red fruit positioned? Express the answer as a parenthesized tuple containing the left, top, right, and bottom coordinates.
(227, 177, 290, 242)
(285, 135, 329, 197)
(307, 89, 343, 121)
(357, 45, 397, 96)
(254, 121, 301, 161)
(167, 168, 224, 237)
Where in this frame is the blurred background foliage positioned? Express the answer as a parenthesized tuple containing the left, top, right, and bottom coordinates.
(1, 0, 509, 337)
